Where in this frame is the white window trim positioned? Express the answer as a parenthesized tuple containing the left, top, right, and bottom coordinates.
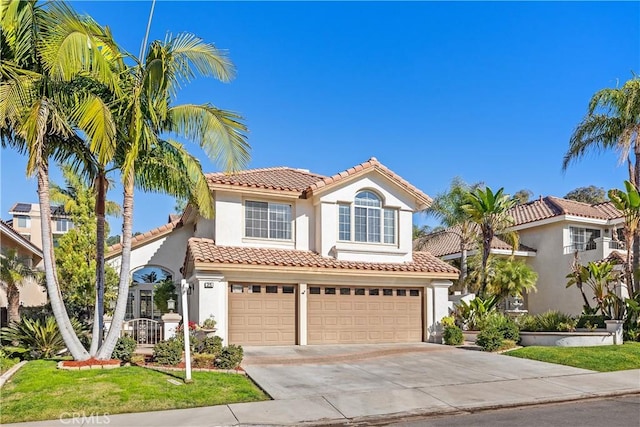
(243, 199, 294, 242)
(337, 193, 398, 246)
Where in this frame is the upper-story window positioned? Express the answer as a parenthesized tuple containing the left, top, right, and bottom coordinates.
(245, 201, 292, 240)
(339, 190, 396, 244)
(15, 215, 30, 228)
(54, 218, 73, 233)
(568, 226, 600, 252)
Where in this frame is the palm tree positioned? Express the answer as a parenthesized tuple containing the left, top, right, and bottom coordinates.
(486, 258, 538, 303)
(96, 33, 250, 360)
(1, 0, 121, 360)
(462, 187, 518, 296)
(564, 75, 640, 279)
(608, 180, 640, 294)
(417, 177, 483, 292)
(0, 249, 37, 323)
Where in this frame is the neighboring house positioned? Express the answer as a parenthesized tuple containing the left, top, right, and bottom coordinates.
(419, 196, 624, 316)
(106, 158, 458, 346)
(0, 219, 46, 326)
(7, 202, 73, 249)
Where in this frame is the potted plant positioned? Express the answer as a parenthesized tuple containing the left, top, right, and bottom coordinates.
(200, 316, 217, 337)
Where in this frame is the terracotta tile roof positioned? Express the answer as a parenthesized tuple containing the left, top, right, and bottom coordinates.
(206, 167, 327, 193)
(186, 238, 458, 275)
(415, 224, 536, 257)
(510, 197, 621, 226)
(305, 157, 432, 207)
(106, 219, 181, 257)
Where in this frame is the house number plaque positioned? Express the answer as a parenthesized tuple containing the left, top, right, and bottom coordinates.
(203, 282, 215, 288)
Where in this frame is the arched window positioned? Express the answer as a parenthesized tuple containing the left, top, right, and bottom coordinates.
(339, 191, 396, 244)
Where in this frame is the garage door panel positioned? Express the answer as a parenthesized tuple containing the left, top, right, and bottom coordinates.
(228, 284, 296, 346)
(308, 286, 422, 344)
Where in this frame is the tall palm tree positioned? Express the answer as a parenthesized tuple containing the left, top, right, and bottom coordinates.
(608, 180, 640, 294)
(462, 187, 518, 296)
(96, 33, 250, 359)
(417, 177, 483, 292)
(1, 0, 121, 360)
(564, 75, 640, 279)
(0, 249, 38, 323)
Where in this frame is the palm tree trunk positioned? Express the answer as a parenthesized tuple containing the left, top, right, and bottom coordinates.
(37, 159, 89, 360)
(7, 284, 20, 324)
(97, 171, 134, 360)
(460, 246, 468, 293)
(480, 230, 492, 296)
(633, 147, 640, 294)
(90, 173, 107, 355)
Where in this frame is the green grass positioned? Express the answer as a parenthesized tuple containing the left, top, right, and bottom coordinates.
(0, 356, 20, 374)
(505, 342, 640, 372)
(0, 360, 269, 423)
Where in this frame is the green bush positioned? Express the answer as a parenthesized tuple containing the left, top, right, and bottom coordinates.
(0, 317, 70, 359)
(476, 326, 504, 352)
(577, 315, 608, 329)
(517, 311, 576, 332)
(443, 325, 464, 345)
(480, 313, 520, 342)
(201, 335, 223, 356)
(454, 296, 499, 330)
(192, 353, 216, 368)
(112, 336, 137, 362)
(153, 338, 182, 366)
(216, 345, 243, 369)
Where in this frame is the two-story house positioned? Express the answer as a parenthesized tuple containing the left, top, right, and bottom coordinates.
(106, 158, 458, 346)
(419, 196, 625, 315)
(7, 203, 74, 250)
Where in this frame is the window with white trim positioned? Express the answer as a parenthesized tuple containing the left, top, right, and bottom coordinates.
(338, 190, 397, 244)
(568, 226, 600, 252)
(54, 218, 73, 233)
(15, 215, 30, 228)
(245, 201, 292, 240)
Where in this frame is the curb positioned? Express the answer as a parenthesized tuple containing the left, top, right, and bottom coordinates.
(0, 361, 27, 388)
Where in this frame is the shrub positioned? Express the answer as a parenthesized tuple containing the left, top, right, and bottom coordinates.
(201, 316, 217, 330)
(201, 335, 223, 356)
(443, 325, 464, 345)
(498, 339, 517, 351)
(454, 296, 499, 330)
(130, 354, 146, 366)
(476, 326, 504, 352)
(577, 315, 608, 329)
(1, 317, 65, 359)
(111, 336, 137, 363)
(479, 312, 519, 342)
(192, 353, 216, 369)
(517, 311, 576, 332)
(153, 338, 182, 366)
(216, 345, 244, 369)
(441, 316, 456, 328)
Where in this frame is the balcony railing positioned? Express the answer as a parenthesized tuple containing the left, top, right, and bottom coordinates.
(608, 240, 626, 250)
(563, 241, 596, 255)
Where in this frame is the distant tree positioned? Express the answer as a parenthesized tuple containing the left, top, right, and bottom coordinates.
(417, 177, 483, 292)
(513, 189, 533, 204)
(174, 198, 188, 214)
(106, 235, 121, 246)
(564, 186, 606, 204)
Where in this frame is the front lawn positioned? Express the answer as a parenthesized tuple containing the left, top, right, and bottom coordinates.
(505, 342, 640, 372)
(1, 360, 269, 424)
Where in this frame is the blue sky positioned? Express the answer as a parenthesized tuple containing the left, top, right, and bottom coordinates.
(1, 1, 639, 234)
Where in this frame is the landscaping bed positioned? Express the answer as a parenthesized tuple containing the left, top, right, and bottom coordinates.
(0, 360, 269, 424)
(505, 342, 640, 372)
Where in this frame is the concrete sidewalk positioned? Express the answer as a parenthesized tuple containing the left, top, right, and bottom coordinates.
(4, 344, 640, 426)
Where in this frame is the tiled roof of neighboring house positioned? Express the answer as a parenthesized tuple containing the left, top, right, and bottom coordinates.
(510, 196, 621, 226)
(0, 219, 43, 258)
(106, 219, 181, 257)
(415, 224, 537, 257)
(206, 167, 327, 193)
(186, 238, 458, 275)
(304, 157, 432, 206)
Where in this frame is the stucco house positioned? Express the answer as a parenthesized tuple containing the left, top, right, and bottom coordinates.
(0, 219, 46, 326)
(106, 158, 458, 346)
(7, 203, 73, 249)
(419, 196, 625, 315)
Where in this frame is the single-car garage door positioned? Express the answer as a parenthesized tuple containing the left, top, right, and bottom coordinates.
(308, 286, 422, 344)
(228, 284, 296, 346)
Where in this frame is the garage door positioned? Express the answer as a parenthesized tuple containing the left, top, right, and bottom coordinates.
(228, 284, 296, 346)
(308, 286, 422, 344)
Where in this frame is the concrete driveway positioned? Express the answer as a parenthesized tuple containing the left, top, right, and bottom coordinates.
(242, 343, 593, 400)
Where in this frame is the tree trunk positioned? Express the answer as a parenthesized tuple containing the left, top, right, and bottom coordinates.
(480, 228, 492, 296)
(37, 160, 89, 360)
(633, 146, 640, 294)
(460, 246, 468, 294)
(97, 170, 134, 360)
(6, 284, 20, 324)
(90, 172, 107, 355)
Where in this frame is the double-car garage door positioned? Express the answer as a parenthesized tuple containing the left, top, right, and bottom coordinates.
(228, 283, 423, 346)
